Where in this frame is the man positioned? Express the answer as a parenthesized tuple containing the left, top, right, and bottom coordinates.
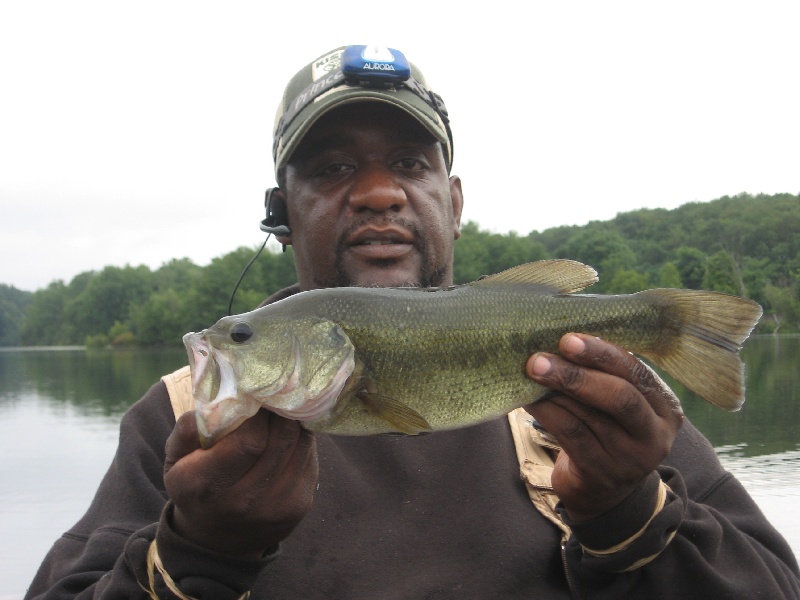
(26, 45, 799, 599)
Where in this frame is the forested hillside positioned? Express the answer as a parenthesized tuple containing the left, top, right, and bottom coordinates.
(0, 284, 32, 346)
(3, 192, 798, 347)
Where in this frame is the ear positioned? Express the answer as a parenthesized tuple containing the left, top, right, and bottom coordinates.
(265, 188, 292, 246)
(449, 175, 464, 240)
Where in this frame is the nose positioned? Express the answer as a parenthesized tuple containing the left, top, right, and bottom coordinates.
(348, 164, 407, 213)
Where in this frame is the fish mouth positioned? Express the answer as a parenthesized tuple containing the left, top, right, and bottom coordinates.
(183, 331, 216, 404)
(182, 328, 355, 447)
(183, 331, 253, 447)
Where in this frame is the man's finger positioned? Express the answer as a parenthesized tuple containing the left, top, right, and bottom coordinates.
(537, 333, 685, 423)
(165, 411, 203, 472)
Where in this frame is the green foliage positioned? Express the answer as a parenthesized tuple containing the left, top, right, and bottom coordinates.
(130, 289, 187, 346)
(675, 247, 706, 289)
(19, 281, 72, 345)
(109, 321, 136, 346)
(85, 333, 110, 348)
(763, 284, 800, 333)
(453, 221, 547, 283)
(6, 192, 800, 346)
(704, 250, 741, 296)
(658, 263, 683, 288)
(64, 265, 154, 339)
(607, 269, 650, 294)
(0, 284, 32, 346)
(12, 245, 300, 347)
(560, 228, 637, 293)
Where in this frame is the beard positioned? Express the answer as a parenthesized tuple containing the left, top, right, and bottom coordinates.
(312, 217, 450, 289)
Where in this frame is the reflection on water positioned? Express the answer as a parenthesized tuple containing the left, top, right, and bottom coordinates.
(0, 395, 122, 600)
(717, 446, 800, 493)
(0, 346, 188, 416)
(0, 338, 798, 598)
(715, 447, 800, 567)
(0, 347, 188, 600)
(662, 335, 800, 455)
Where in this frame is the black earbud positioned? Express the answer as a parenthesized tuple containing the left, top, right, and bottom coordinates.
(229, 188, 290, 314)
(260, 188, 291, 236)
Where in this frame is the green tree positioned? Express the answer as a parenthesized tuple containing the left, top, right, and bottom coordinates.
(64, 265, 154, 341)
(453, 221, 547, 283)
(108, 321, 136, 346)
(185, 247, 260, 328)
(19, 281, 70, 345)
(742, 257, 770, 304)
(257, 246, 300, 296)
(675, 247, 706, 289)
(0, 284, 32, 346)
(130, 289, 189, 346)
(658, 262, 683, 288)
(763, 283, 800, 333)
(153, 258, 203, 294)
(704, 250, 740, 295)
(606, 269, 650, 294)
(562, 228, 636, 292)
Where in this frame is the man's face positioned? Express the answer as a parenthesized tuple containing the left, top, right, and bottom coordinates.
(280, 103, 463, 290)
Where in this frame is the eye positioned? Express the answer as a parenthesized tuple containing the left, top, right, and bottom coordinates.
(392, 156, 429, 172)
(400, 158, 419, 168)
(230, 321, 253, 343)
(315, 162, 354, 178)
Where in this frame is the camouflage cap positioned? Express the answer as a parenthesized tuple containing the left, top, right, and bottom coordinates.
(272, 45, 453, 176)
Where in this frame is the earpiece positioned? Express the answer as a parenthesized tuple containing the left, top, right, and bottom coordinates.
(229, 188, 290, 314)
(260, 188, 291, 236)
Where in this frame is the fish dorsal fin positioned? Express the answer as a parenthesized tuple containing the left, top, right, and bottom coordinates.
(473, 260, 598, 294)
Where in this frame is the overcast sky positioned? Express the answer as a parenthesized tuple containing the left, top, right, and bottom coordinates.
(2, 1, 798, 292)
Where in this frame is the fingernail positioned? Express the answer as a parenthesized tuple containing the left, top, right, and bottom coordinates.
(564, 334, 586, 355)
(531, 355, 551, 376)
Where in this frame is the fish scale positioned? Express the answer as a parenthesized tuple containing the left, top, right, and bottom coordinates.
(306, 290, 674, 433)
(183, 260, 763, 445)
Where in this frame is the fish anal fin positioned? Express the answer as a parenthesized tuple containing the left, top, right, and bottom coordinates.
(472, 260, 598, 294)
(356, 389, 432, 435)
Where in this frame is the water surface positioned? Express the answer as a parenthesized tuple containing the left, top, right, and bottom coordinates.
(1, 338, 798, 599)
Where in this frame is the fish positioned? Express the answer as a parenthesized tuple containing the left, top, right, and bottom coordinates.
(183, 259, 763, 448)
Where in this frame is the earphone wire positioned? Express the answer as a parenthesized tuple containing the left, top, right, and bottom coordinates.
(227, 234, 271, 316)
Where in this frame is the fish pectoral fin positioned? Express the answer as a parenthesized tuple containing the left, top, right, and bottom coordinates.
(356, 390, 432, 435)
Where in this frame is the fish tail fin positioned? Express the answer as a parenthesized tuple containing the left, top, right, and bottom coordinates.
(637, 289, 763, 411)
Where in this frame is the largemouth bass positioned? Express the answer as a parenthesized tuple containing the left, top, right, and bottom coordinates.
(183, 260, 763, 447)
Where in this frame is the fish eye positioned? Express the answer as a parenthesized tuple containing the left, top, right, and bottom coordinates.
(230, 321, 253, 343)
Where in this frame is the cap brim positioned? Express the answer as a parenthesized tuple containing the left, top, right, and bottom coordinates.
(275, 86, 451, 173)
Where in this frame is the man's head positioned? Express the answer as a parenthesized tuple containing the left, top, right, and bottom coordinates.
(273, 45, 453, 179)
(268, 46, 463, 291)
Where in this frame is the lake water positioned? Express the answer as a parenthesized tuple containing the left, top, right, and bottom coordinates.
(1, 338, 799, 598)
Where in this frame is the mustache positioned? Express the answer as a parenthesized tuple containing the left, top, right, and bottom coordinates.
(336, 216, 422, 251)
(311, 217, 441, 289)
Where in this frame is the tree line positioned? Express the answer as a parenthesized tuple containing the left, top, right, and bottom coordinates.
(1, 192, 798, 347)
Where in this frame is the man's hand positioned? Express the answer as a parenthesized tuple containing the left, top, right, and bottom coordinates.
(525, 333, 684, 523)
(164, 408, 318, 559)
